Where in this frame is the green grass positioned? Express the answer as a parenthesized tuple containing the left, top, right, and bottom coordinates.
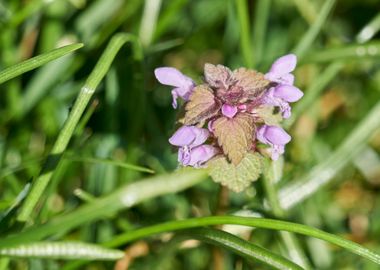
(1, 0, 380, 269)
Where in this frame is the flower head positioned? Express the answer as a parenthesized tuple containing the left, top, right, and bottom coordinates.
(156, 54, 303, 191)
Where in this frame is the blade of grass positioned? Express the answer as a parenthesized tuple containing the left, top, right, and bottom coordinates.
(252, 0, 271, 67)
(235, 0, 253, 68)
(279, 99, 380, 210)
(0, 43, 83, 85)
(184, 228, 303, 270)
(101, 216, 380, 265)
(17, 33, 142, 222)
(303, 41, 380, 63)
(292, 0, 316, 25)
(64, 155, 155, 174)
(0, 168, 207, 247)
(139, 0, 162, 47)
(293, 0, 336, 59)
(356, 12, 380, 43)
(0, 241, 124, 260)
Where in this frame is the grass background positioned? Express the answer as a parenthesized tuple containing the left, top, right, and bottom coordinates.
(1, 0, 380, 269)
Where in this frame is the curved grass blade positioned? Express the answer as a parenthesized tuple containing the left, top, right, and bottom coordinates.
(184, 228, 303, 270)
(293, 0, 336, 58)
(102, 216, 380, 265)
(0, 241, 123, 261)
(0, 43, 83, 85)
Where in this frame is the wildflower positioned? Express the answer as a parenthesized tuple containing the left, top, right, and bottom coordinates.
(155, 54, 303, 191)
(257, 125, 291, 160)
(154, 67, 195, 108)
(169, 126, 218, 167)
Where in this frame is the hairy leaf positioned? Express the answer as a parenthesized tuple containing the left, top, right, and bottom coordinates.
(204, 63, 232, 89)
(208, 152, 263, 192)
(233, 68, 270, 99)
(213, 113, 254, 165)
(184, 84, 221, 125)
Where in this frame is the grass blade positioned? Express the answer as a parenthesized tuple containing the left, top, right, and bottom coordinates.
(293, 0, 336, 58)
(101, 216, 380, 265)
(64, 155, 155, 174)
(303, 41, 380, 63)
(0, 43, 83, 85)
(184, 228, 303, 270)
(0, 169, 207, 248)
(252, 0, 271, 67)
(17, 33, 142, 222)
(0, 242, 124, 260)
(235, 0, 253, 68)
(279, 100, 380, 209)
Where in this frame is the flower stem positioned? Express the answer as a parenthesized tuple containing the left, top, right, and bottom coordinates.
(262, 160, 312, 269)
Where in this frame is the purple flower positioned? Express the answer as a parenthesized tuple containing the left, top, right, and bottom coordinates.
(169, 125, 217, 167)
(221, 104, 238, 118)
(262, 84, 303, 118)
(257, 125, 291, 160)
(265, 54, 297, 85)
(155, 67, 195, 109)
(179, 145, 219, 167)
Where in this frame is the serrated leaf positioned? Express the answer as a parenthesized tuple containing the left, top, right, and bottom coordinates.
(213, 113, 254, 165)
(208, 153, 263, 192)
(204, 63, 232, 89)
(232, 68, 270, 99)
(184, 84, 221, 125)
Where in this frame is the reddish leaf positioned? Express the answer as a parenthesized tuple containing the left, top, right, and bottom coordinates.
(204, 63, 232, 89)
(184, 85, 221, 125)
(233, 68, 270, 99)
(213, 113, 254, 165)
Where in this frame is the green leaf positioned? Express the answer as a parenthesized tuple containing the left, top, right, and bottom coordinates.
(0, 242, 124, 260)
(213, 113, 254, 164)
(184, 84, 221, 125)
(184, 228, 303, 270)
(0, 43, 83, 85)
(208, 152, 263, 192)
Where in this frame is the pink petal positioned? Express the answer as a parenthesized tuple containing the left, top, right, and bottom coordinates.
(169, 126, 196, 146)
(221, 104, 238, 118)
(281, 73, 295, 85)
(273, 85, 303, 102)
(154, 67, 194, 89)
(269, 54, 297, 76)
(187, 145, 219, 167)
(264, 126, 291, 145)
(168, 126, 209, 147)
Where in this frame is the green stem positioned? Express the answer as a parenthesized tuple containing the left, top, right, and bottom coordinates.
(263, 161, 312, 269)
(17, 33, 141, 222)
(236, 0, 253, 68)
